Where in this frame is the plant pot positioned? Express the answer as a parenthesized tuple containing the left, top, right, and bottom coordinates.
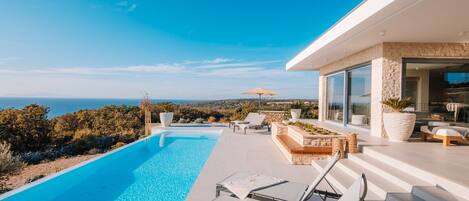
(383, 112, 416, 142)
(159, 112, 173, 127)
(290, 109, 302, 120)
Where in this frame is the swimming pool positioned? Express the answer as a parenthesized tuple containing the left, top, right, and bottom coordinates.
(0, 130, 220, 201)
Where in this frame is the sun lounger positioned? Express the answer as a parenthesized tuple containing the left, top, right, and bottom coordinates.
(421, 125, 469, 146)
(214, 152, 366, 201)
(232, 113, 266, 134)
(230, 113, 259, 128)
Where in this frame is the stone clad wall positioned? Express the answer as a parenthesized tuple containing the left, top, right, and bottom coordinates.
(316, 42, 469, 138)
(259, 110, 289, 124)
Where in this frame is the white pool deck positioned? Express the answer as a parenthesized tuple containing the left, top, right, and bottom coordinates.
(153, 124, 469, 200)
(185, 127, 317, 201)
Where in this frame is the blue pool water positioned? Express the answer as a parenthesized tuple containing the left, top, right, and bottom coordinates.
(0, 131, 219, 201)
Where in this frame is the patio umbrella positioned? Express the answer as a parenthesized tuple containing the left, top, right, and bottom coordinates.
(243, 88, 278, 109)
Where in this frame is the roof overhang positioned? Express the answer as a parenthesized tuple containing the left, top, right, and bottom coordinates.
(287, 0, 469, 71)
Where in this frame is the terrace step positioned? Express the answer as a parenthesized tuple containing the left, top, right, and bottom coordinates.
(348, 153, 430, 191)
(312, 160, 382, 201)
(336, 159, 407, 199)
(385, 193, 425, 201)
(362, 147, 469, 199)
(272, 134, 330, 165)
(412, 186, 460, 201)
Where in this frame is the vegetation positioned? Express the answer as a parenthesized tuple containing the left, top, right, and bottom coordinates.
(381, 97, 412, 112)
(288, 122, 339, 135)
(289, 101, 318, 119)
(0, 141, 24, 176)
(0, 98, 318, 185)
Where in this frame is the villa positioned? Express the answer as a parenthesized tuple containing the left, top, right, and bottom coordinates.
(2, 1, 469, 201)
(282, 0, 469, 200)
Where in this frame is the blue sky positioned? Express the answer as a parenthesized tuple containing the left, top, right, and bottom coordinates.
(0, 0, 361, 100)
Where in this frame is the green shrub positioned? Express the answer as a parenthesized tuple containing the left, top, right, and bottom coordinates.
(0, 105, 52, 152)
(230, 102, 257, 121)
(381, 97, 412, 112)
(0, 141, 24, 175)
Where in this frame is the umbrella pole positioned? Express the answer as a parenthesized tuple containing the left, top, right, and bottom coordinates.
(258, 94, 262, 111)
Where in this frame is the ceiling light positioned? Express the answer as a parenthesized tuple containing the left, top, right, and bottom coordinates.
(379, 30, 386, 36)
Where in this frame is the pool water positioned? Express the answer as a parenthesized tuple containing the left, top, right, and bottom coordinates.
(1, 131, 219, 201)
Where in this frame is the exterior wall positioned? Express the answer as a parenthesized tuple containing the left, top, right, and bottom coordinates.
(318, 44, 383, 137)
(317, 42, 469, 138)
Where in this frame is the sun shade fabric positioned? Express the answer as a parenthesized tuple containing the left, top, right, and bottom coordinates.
(220, 174, 285, 199)
(243, 88, 278, 96)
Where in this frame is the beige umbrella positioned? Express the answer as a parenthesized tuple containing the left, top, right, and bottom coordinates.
(243, 88, 278, 109)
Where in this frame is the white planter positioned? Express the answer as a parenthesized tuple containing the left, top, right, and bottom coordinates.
(383, 112, 416, 142)
(159, 112, 173, 127)
(290, 109, 302, 120)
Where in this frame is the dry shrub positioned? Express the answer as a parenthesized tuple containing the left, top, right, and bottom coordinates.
(207, 116, 217, 123)
(0, 141, 24, 176)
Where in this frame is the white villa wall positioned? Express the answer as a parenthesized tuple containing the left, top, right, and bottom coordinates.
(317, 42, 469, 138)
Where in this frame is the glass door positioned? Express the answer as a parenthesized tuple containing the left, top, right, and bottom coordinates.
(326, 73, 345, 123)
(347, 66, 371, 128)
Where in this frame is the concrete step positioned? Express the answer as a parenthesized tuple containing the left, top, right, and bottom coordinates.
(348, 153, 430, 191)
(412, 186, 459, 201)
(337, 159, 407, 199)
(386, 193, 424, 201)
(312, 160, 382, 201)
(362, 147, 469, 199)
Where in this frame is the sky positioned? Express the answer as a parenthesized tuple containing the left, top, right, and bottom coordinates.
(0, 0, 362, 100)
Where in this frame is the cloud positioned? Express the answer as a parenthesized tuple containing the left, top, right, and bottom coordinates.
(115, 0, 137, 12)
(0, 57, 19, 65)
(183, 57, 233, 65)
(195, 60, 282, 69)
(0, 64, 185, 75)
(198, 67, 286, 78)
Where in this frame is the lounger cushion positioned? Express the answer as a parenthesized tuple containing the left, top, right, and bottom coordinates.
(213, 195, 256, 201)
(251, 181, 308, 201)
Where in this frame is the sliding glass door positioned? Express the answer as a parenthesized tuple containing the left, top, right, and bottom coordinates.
(325, 64, 371, 128)
(326, 73, 345, 123)
(347, 66, 371, 128)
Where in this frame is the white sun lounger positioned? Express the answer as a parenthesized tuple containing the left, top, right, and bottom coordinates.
(232, 113, 266, 134)
(213, 152, 366, 201)
(421, 125, 469, 146)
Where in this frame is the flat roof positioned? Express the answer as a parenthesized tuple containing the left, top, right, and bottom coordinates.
(287, 0, 469, 71)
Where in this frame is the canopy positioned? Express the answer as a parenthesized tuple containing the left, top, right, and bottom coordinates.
(243, 88, 278, 109)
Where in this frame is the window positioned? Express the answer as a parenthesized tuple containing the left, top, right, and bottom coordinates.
(325, 64, 371, 128)
(347, 66, 371, 128)
(403, 59, 469, 126)
(326, 73, 344, 123)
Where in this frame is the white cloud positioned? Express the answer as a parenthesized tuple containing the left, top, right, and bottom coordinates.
(195, 60, 281, 69)
(0, 57, 18, 65)
(116, 0, 137, 12)
(198, 67, 286, 78)
(0, 64, 185, 75)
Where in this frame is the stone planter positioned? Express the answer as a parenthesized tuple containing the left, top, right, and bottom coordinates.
(383, 112, 416, 142)
(290, 109, 301, 120)
(159, 112, 173, 127)
(287, 125, 346, 147)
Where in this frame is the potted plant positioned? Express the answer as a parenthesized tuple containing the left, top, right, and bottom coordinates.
(290, 101, 302, 120)
(159, 103, 175, 127)
(381, 97, 416, 142)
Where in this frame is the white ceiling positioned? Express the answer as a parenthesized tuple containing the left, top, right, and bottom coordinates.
(287, 0, 469, 71)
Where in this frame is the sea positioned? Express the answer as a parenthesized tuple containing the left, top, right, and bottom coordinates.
(0, 97, 199, 118)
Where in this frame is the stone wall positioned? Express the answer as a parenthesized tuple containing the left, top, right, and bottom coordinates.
(259, 110, 288, 124)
